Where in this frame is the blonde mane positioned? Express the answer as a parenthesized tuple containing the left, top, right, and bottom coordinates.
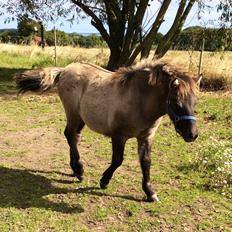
(112, 60, 198, 96)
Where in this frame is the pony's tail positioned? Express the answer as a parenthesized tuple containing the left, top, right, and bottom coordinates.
(14, 67, 64, 94)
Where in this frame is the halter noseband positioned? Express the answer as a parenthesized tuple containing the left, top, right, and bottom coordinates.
(166, 97, 196, 125)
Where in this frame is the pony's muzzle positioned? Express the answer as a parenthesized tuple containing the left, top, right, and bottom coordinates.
(176, 120, 198, 142)
(185, 131, 198, 142)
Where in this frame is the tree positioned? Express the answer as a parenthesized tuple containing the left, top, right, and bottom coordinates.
(218, 0, 232, 27)
(17, 14, 40, 37)
(0, 0, 231, 70)
(70, 0, 196, 70)
(174, 26, 232, 51)
(46, 29, 73, 46)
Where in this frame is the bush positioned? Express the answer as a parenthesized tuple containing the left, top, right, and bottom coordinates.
(74, 34, 104, 48)
(45, 30, 73, 46)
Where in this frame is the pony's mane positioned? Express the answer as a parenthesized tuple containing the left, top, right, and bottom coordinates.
(112, 60, 198, 96)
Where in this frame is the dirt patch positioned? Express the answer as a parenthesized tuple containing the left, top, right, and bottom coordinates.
(0, 127, 68, 170)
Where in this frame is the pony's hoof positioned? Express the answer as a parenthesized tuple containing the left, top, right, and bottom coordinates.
(73, 173, 83, 182)
(100, 181, 108, 189)
(146, 194, 160, 202)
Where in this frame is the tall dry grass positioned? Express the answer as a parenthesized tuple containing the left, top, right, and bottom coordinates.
(0, 43, 109, 67)
(161, 50, 232, 90)
(0, 43, 231, 89)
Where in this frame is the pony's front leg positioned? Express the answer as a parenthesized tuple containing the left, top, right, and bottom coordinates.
(100, 137, 126, 189)
(137, 137, 159, 202)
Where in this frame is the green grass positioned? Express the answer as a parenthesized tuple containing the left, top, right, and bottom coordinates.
(0, 50, 231, 231)
(0, 49, 73, 94)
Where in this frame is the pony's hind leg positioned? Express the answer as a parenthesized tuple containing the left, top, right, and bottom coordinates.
(100, 137, 127, 189)
(64, 118, 85, 181)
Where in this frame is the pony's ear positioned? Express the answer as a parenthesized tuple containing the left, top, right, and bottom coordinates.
(169, 78, 180, 89)
(194, 74, 203, 86)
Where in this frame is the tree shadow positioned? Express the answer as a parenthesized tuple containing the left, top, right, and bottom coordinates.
(0, 166, 84, 214)
(0, 67, 28, 95)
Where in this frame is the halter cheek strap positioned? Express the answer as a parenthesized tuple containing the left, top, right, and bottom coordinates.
(166, 102, 196, 124)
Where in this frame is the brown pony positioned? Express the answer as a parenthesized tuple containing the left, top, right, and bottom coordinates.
(15, 61, 201, 202)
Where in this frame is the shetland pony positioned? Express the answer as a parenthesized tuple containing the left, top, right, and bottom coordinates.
(15, 61, 200, 202)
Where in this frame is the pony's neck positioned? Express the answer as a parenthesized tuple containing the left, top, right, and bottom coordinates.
(136, 76, 169, 122)
(156, 80, 170, 116)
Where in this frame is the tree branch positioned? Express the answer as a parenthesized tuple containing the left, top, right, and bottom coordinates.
(71, 0, 111, 46)
(121, 0, 137, 54)
(154, 0, 196, 58)
(127, 0, 171, 64)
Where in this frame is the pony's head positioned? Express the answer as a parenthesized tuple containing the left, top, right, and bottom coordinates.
(164, 67, 201, 142)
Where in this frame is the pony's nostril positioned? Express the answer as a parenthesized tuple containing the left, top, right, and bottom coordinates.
(193, 134, 198, 140)
(189, 133, 198, 140)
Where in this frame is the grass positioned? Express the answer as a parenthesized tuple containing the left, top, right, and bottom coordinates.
(0, 43, 231, 91)
(0, 45, 231, 231)
(0, 93, 231, 231)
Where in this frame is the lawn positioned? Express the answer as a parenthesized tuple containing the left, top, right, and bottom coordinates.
(0, 46, 231, 231)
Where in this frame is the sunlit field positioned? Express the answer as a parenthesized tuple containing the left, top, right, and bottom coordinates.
(0, 43, 231, 88)
(0, 43, 231, 231)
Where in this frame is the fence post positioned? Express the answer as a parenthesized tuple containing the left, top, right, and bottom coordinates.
(54, 26, 57, 66)
(198, 36, 205, 76)
(40, 21, 45, 49)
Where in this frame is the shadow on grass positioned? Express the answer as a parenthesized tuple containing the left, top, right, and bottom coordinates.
(32, 169, 143, 202)
(0, 166, 143, 213)
(0, 166, 84, 214)
(29, 169, 144, 202)
(0, 67, 28, 94)
(75, 187, 142, 202)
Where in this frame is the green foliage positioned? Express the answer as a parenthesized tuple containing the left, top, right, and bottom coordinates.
(153, 32, 163, 45)
(17, 15, 40, 37)
(174, 26, 232, 51)
(45, 31, 104, 47)
(73, 34, 104, 48)
(0, 27, 104, 48)
(45, 29, 72, 46)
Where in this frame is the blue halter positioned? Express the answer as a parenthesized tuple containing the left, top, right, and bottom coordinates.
(166, 100, 196, 124)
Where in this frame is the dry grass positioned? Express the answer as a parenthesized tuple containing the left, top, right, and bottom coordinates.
(0, 43, 109, 67)
(0, 43, 231, 90)
(0, 43, 231, 231)
(161, 50, 232, 90)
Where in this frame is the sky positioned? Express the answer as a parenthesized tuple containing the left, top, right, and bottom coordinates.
(0, 1, 221, 34)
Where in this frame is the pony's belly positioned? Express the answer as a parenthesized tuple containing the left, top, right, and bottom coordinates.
(79, 104, 112, 136)
(81, 115, 111, 136)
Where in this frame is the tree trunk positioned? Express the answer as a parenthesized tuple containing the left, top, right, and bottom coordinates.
(71, 0, 196, 70)
(107, 49, 121, 71)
